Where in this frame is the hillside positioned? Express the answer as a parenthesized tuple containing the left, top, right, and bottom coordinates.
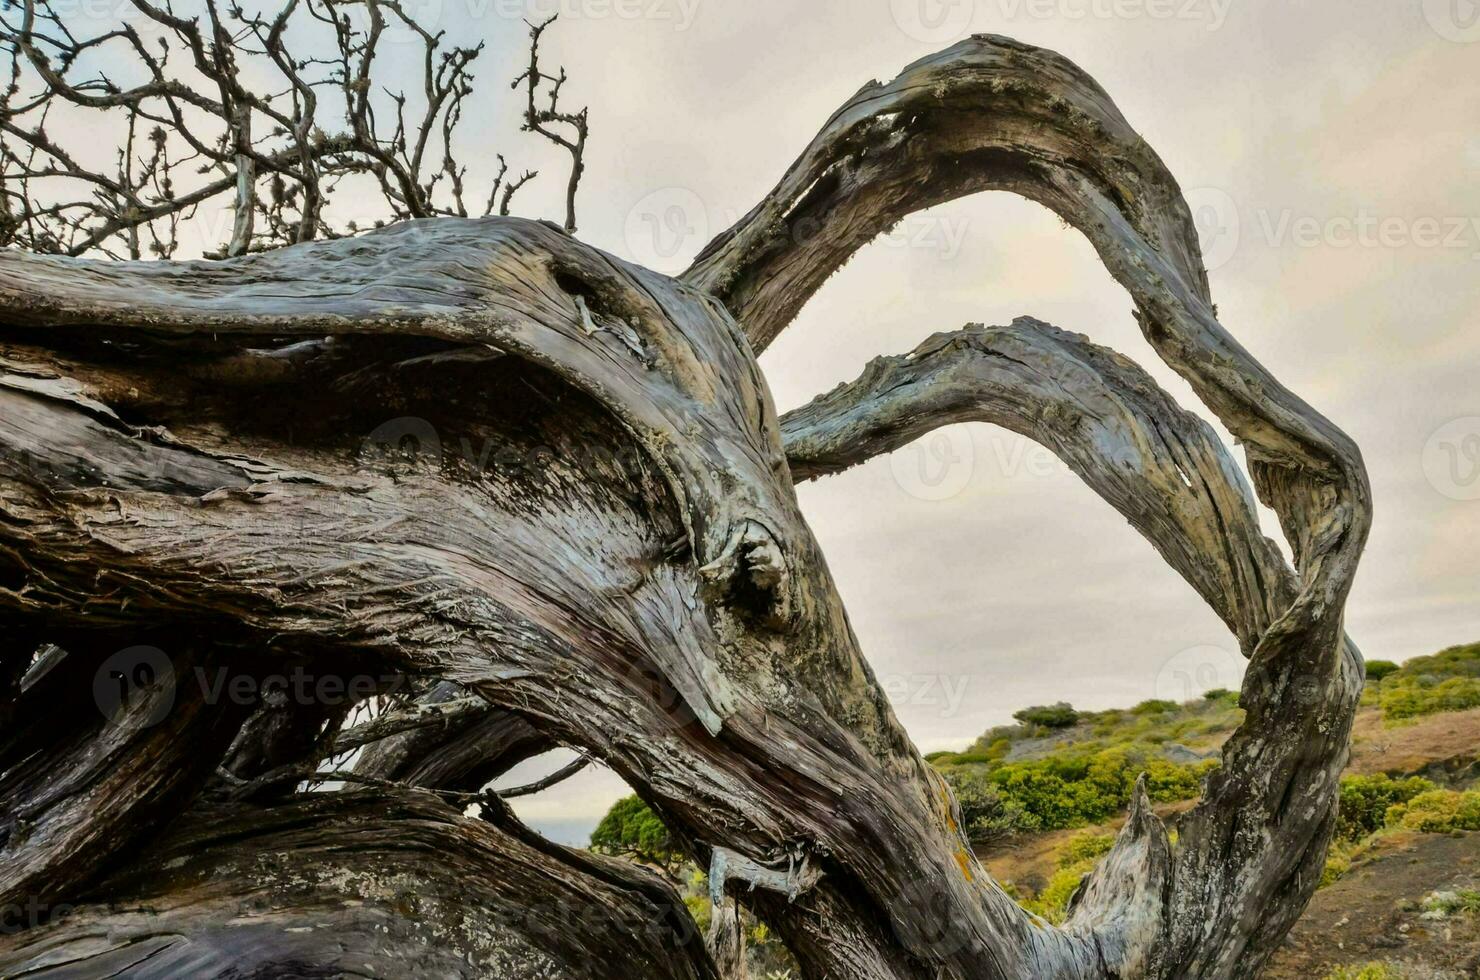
(590, 642, 1480, 978)
(931, 641, 1480, 978)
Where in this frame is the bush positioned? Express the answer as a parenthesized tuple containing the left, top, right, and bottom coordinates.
(1363, 660, 1399, 682)
(1337, 774, 1435, 841)
(1420, 888, 1480, 918)
(1058, 832, 1115, 866)
(1012, 702, 1079, 729)
(1025, 860, 1093, 924)
(940, 767, 1030, 844)
(984, 749, 1216, 833)
(1384, 789, 1480, 832)
(1130, 699, 1179, 716)
(590, 795, 683, 871)
(1363, 641, 1480, 721)
(1319, 964, 1408, 980)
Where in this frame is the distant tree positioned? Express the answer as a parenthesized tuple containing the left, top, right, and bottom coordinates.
(1364, 660, 1400, 682)
(1013, 702, 1079, 729)
(590, 795, 685, 876)
(939, 768, 1028, 846)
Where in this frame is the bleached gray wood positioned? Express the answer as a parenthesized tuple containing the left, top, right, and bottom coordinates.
(0, 34, 1369, 980)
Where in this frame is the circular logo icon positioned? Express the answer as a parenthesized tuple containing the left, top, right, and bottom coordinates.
(623, 659, 701, 732)
(891, 876, 976, 956)
(889, 426, 975, 502)
(363, 417, 443, 470)
(94, 646, 175, 728)
(1154, 644, 1246, 703)
(889, 0, 976, 43)
(1184, 186, 1241, 272)
(1423, 0, 1480, 42)
(1422, 416, 1480, 500)
(624, 187, 710, 274)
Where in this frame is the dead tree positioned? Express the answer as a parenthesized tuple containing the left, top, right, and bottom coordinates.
(0, 5, 1369, 978)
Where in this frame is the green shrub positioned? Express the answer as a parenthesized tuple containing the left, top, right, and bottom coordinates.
(1012, 702, 1079, 729)
(1130, 699, 1179, 716)
(590, 795, 683, 871)
(983, 749, 1216, 833)
(1384, 788, 1480, 832)
(1058, 832, 1115, 866)
(1420, 888, 1480, 917)
(683, 895, 711, 934)
(1319, 964, 1408, 980)
(1337, 774, 1436, 841)
(1025, 860, 1093, 924)
(941, 767, 1030, 844)
(1363, 660, 1399, 682)
(1363, 641, 1480, 721)
(1378, 675, 1480, 719)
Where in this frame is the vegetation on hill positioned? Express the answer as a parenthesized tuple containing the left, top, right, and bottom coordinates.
(1362, 641, 1480, 721)
(927, 689, 1239, 839)
(587, 641, 1480, 971)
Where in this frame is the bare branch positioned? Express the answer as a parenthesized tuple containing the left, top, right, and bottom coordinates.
(0, 0, 570, 256)
(513, 15, 587, 232)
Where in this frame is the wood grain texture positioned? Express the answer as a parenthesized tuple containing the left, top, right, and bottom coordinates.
(0, 34, 1370, 980)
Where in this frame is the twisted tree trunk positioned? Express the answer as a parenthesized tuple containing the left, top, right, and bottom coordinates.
(0, 35, 1368, 980)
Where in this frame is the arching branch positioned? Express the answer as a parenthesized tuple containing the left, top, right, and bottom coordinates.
(0, 32, 1371, 980)
(778, 317, 1293, 651)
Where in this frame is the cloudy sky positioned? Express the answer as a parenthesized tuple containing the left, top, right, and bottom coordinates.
(480, 0, 1480, 842)
(32, 0, 1480, 843)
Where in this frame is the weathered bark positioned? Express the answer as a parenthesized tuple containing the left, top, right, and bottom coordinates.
(0, 790, 716, 980)
(352, 681, 552, 792)
(0, 33, 1369, 980)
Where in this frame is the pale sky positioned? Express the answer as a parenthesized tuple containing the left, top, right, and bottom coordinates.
(26, 0, 1480, 844)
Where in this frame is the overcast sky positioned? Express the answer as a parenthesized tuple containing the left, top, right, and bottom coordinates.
(36, 0, 1480, 843)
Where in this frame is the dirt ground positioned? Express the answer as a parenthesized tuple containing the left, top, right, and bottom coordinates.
(1347, 706, 1480, 783)
(1263, 830, 1480, 979)
(975, 707, 1480, 976)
